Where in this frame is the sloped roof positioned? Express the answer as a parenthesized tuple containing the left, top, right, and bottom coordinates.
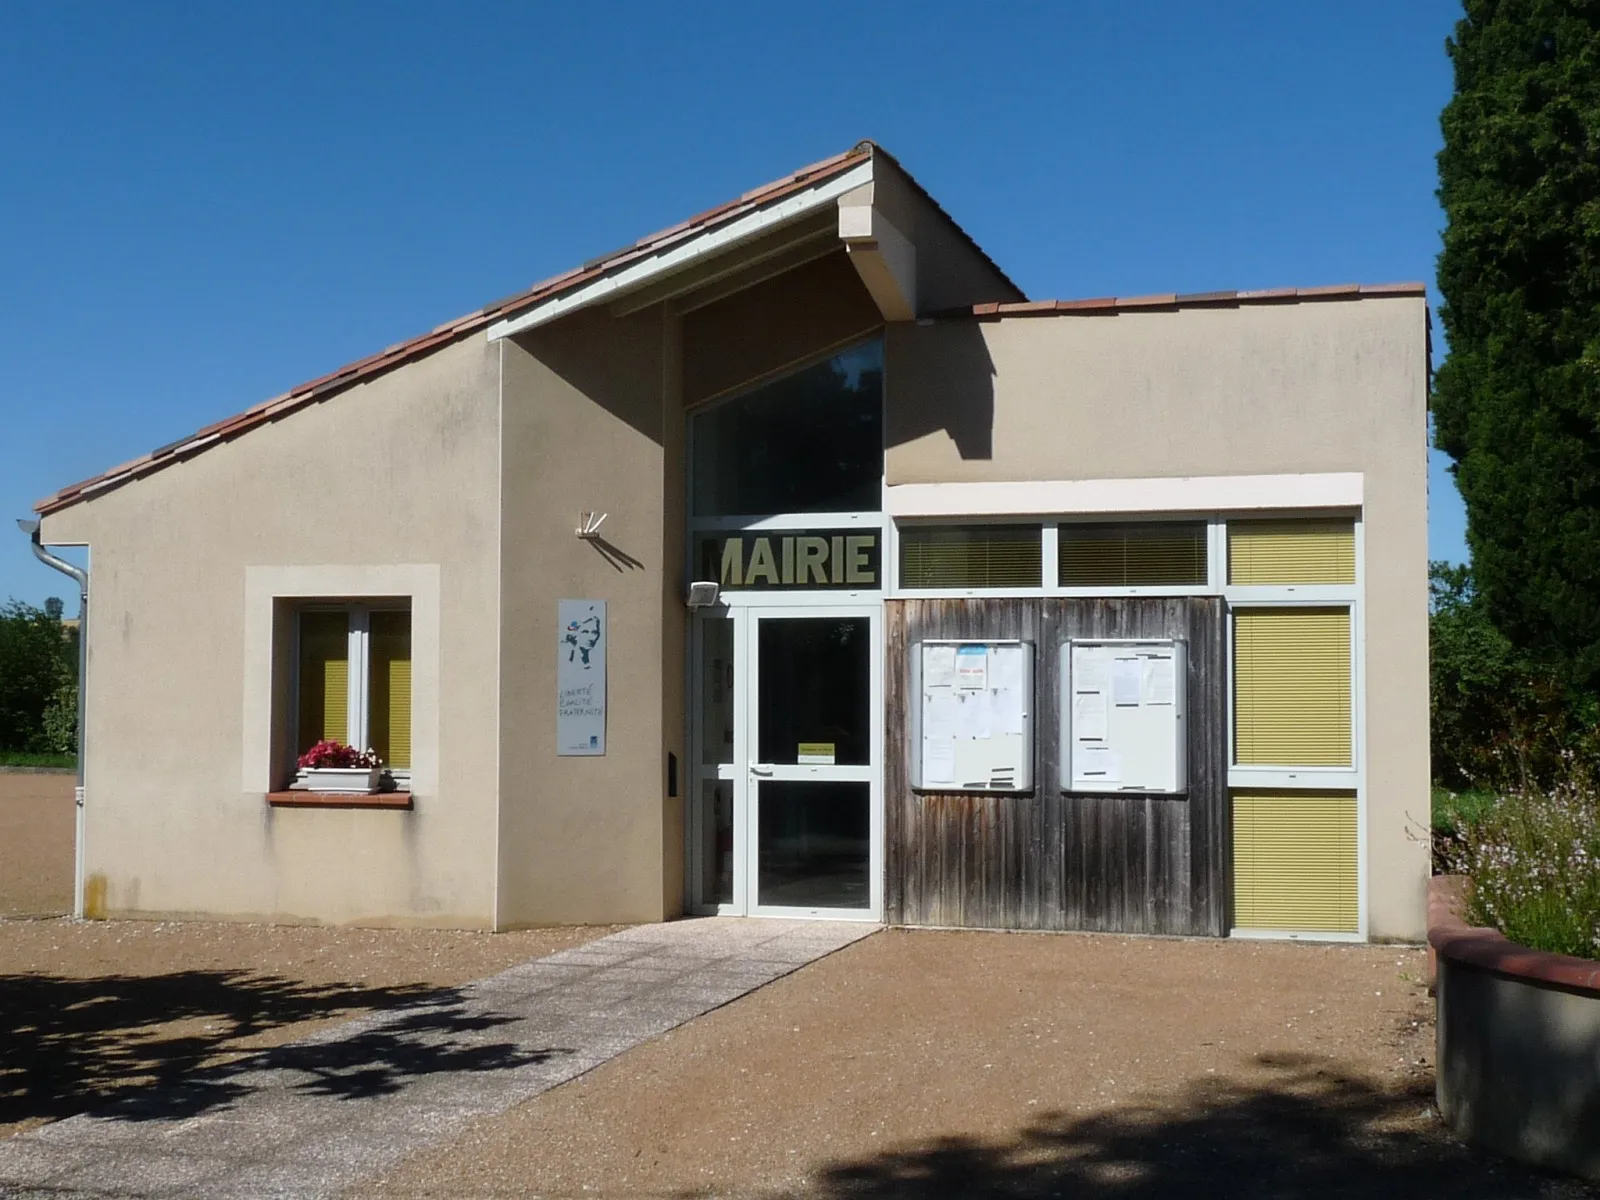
(941, 281, 1427, 319)
(40, 142, 926, 515)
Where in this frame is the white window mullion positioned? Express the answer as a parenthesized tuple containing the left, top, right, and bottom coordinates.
(1041, 522, 1059, 593)
(347, 606, 370, 751)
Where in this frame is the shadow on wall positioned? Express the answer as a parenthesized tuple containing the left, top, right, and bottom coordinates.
(0, 970, 564, 1130)
(885, 320, 996, 463)
(797, 1054, 1582, 1200)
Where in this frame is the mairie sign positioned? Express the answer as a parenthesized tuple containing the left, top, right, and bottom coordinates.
(698, 530, 880, 590)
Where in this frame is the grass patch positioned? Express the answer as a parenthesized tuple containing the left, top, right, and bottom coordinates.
(1431, 786, 1497, 833)
(0, 751, 75, 769)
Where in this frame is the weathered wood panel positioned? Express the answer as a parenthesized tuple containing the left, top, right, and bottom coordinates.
(885, 597, 1228, 936)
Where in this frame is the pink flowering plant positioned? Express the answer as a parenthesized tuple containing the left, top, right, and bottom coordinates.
(297, 740, 382, 770)
(1442, 768, 1600, 959)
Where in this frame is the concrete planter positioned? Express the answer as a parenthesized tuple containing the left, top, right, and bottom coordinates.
(1430, 874, 1600, 1180)
(301, 766, 382, 794)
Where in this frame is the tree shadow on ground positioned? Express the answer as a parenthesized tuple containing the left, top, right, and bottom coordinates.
(1, 970, 563, 1129)
(801, 1054, 1595, 1200)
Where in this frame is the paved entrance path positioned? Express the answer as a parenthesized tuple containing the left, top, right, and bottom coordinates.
(0, 918, 877, 1198)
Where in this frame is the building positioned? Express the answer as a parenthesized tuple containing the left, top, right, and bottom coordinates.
(31, 142, 1430, 940)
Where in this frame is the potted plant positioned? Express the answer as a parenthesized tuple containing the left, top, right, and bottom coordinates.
(297, 740, 384, 794)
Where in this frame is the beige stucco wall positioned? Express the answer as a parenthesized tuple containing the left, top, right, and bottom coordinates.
(40, 335, 502, 927)
(497, 306, 676, 926)
(885, 297, 1432, 940)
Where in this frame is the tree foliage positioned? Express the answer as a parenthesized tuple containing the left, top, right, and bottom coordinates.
(0, 600, 77, 754)
(1431, 561, 1599, 788)
(1433, 0, 1600, 684)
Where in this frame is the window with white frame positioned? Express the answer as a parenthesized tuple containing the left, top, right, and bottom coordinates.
(899, 524, 1042, 589)
(294, 603, 412, 780)
(1223, 516, 1360, 933)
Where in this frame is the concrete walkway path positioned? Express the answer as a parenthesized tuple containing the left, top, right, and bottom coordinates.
(0, 918, 877, 1199)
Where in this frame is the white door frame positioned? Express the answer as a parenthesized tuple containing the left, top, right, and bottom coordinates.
(687, 598, 883, 921)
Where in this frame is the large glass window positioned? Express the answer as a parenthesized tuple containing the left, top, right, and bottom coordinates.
(1229, 519, 1355, 585)
(295, 604, 412, 773)
(691, 339, 883, 517)
(900, 525, 1042, 589)
(1059, 522, 1208, 588)
(1232, 790, 1358, 932)
(1233, 607, 1352, 767)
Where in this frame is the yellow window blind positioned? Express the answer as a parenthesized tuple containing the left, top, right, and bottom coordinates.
(1232, 790, 1358, 931)
(368, 610, 412, 770)
(1228, 519, 1355, 585)
(1234, 607, 1351, 766)
(1058, 522, 1207, 587)
(297, 611, 349, 753)
(900, 525, 1042, 588)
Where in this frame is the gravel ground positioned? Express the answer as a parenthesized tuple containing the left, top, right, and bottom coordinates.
(0, 772, 74, 917)
(0, 915, 617, 1140)
(359, 929, 1592, 1200)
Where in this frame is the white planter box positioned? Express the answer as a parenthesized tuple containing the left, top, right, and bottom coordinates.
(302, 766, 382, 794)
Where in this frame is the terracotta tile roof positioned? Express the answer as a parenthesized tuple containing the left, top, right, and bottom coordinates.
(937, 281, 1427, 320)
(36, 143, 889, 515)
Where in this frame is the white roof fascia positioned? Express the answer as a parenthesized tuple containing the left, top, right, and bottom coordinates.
(487, 160, 875, 341)
(885, 473, 1365, 518)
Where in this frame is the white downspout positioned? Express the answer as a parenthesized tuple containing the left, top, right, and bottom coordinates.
(17, 519, 88, 919)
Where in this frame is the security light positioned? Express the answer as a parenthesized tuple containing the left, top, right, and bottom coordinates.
(685, 581, 721, 610)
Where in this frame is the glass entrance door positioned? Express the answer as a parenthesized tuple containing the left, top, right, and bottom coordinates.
(689, 605, 881, 918)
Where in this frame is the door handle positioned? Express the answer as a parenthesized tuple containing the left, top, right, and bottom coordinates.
(749, 764, 774, 777)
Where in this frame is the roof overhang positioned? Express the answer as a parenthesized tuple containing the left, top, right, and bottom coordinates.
(487, 160, 875, 340)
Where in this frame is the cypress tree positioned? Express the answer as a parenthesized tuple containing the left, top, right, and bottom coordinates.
(1433, 0, 1600, 684)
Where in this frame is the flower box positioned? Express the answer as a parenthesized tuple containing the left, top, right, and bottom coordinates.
(302, 766, 383, 794)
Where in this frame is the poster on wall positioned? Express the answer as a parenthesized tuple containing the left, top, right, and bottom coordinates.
(557, 600, 606, 756)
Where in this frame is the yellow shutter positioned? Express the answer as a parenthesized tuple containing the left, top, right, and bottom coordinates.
(1233, 791, 1358, 931)
(297, 611, 349, 752)
(1058, 522, 1207, 587)
(1228, 519, 1355, 585)
(1234, 608, 1351, 766)
(368, 611, 412, 770)
(900, 525, 1042, 588)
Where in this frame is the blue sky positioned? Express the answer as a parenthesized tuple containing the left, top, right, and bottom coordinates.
(0, 0, 1465, 609)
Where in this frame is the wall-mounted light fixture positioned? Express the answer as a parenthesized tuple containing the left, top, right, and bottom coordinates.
(685, 581, 721, 610)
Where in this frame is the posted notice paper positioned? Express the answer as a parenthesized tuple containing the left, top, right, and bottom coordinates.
(955, 645, 988, 689)
(1112, 657, 1142, 707)
(1073, 690, 1108, 741)
(924, 644, 958, 689)
(1142, 655, 1176, 705)
(922, 738, 956, 784)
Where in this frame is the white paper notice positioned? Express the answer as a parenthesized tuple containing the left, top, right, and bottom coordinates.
(925, 691, 961, 740)
(1074, 650, 1109, 692)
(1143, 655, 1176, 705)
(923, 738, 956, 784)
(989, 644, 1025, 693)
(924, 644, 957, 689)
(1112, 657, 1142, 707)
(1073, 691, 1108, 740)
(992, 688, 1025, 736)
(957, 691, 991, 738)
(955, 645, 988, 689)
(1075, 745, 1122, 784)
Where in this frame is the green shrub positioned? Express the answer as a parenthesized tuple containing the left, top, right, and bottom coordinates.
(1443, 780, 1600, 959)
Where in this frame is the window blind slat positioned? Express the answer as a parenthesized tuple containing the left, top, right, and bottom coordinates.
(900, 525, 1042, 588)
(1228, 520, 1355, 584)
(1234, 608, 1352, 766)
(1232, 791, 1358, 931)
(1058, 523, 1207, 587)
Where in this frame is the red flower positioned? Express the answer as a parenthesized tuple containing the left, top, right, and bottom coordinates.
(297, 740, 381, 769)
